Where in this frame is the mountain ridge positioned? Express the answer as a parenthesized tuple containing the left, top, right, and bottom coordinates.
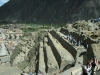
(0, 0, 100, 24)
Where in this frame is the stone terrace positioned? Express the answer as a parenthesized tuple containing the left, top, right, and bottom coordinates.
(23, 27, 100, 75)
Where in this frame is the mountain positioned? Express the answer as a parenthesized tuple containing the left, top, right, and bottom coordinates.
(0, 0, 100, 24)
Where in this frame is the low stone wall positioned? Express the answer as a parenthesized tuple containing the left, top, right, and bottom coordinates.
(60, 28, 95, 44)
(60, 28, 96, 60)
(39, 42, 46, 75)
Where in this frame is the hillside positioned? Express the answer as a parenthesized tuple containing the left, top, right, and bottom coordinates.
(0, 0, 100, 24)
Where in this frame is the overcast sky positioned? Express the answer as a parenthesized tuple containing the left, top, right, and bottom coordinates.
(0, 0, 9, 6)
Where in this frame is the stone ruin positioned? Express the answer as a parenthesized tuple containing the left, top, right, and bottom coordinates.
(21, 27, 98, 75)
(19, 21, 100, 75)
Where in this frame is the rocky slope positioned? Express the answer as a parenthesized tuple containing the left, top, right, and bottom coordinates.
(0, 0, 100, 24)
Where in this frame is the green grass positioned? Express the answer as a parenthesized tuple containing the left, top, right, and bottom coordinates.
(24, 22, 64, 28)
(20, 26, 51, 32)
(20, 23, 64, 32)
(20, 27, 38, 32)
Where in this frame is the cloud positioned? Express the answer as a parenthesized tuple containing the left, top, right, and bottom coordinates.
(0, 0, 9, 6)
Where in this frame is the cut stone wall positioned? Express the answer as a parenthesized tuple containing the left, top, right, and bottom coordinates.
(47, 33, 74, 71)
(44, 41, 59, 74)
(50, 30, 77, 59)
(39, 42, 46, 75)
(60, 28, 96, 60)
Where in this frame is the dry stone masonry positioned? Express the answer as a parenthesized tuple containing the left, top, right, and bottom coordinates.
(44, 40, 59, 74)
(35, 26, 100, 75)
(39, 42, 46, 75)
(9, 21, 100, 75)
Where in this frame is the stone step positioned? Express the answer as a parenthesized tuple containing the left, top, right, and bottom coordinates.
(44, 38, 59, 74)
(47, 33, 74, 71)
(39, 42, 46, 75)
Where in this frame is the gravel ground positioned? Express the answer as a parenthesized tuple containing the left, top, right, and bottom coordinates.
(0, 63, 21, 75)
